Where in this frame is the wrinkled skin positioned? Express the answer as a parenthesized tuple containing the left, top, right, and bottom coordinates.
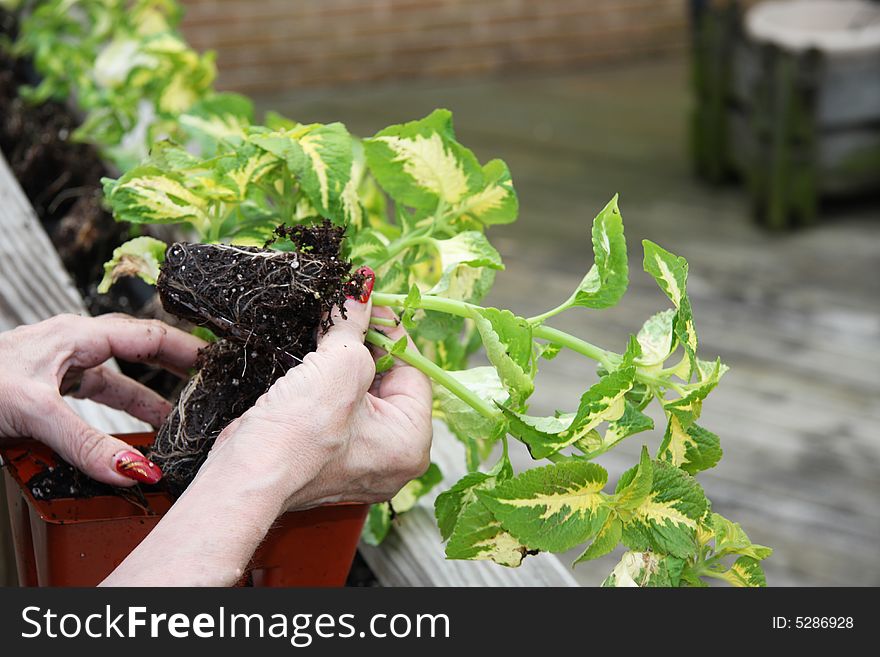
(0, 299, 433, 586)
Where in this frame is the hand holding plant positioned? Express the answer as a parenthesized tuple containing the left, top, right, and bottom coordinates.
(0, 313, 203, 486)
(206, 299, 433, 513)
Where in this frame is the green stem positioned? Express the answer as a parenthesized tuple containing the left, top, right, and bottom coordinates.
(371, 292, 667, 393)
(527, 296, 575, 325)
(384, 233, 434, 260)
(531, 325, 616, 370)
(373, 291, 616, 368)
(369, 315, 399, 328)
(366, 329, 499, 421)
(372, 291, 480, 316)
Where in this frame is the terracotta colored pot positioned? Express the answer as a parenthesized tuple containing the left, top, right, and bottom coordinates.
(0, 433, 368, 587)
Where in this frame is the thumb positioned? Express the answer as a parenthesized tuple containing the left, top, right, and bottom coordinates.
(317, 296, 373, 353)
(29, 401, 162, 487)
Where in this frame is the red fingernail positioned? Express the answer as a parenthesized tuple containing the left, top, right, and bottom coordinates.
(346, 266, 375, 303)
(114, 451, 163, 484)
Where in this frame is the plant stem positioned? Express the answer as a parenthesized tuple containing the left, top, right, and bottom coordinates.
(372, 291, 481, 316)
(531, 325, 616, 370)
(372, 293, 615, 367)
(369, 315, 399, 328)
(384, 233, 434, 260)
(372, 292, 668, 393)
(527, 296, 575, 325)
(366, 329, 500, 421)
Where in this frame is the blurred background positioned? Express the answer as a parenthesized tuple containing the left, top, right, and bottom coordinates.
(174, 0, 880, 586)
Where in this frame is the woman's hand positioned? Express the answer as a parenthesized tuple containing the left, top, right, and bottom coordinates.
(104, 295, 433, 586)
(0, 314, 204, 486)
(204, 295, 433, 512)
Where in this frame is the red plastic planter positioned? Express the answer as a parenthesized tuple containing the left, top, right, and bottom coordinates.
(0, 433, 368, 587)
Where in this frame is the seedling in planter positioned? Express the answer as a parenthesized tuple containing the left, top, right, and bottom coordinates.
(98, 107, 771, 586)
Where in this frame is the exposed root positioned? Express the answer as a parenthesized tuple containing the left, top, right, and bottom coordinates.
(150, 221, 356, 493)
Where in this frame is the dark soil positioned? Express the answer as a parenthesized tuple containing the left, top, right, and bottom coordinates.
(0, 9, 124, 293)
(27, 461, 117, 501)
(151, 222, 358, 494)
(0, 8, 180, 397)
(25, 447, 158, 509)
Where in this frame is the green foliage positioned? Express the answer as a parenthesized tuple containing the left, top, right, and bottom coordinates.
(10, 0, 227, 169)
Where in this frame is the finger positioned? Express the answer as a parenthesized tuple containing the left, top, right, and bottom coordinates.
(67, 365, 172, 429)
(66, 315, 206, 377)
(316, 296, 373, 353)
(368, 308, 432, 422)
(25, 400, 162, 487)
(313, 297, 376, 394)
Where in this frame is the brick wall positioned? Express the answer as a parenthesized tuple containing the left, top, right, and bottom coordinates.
(180, 0, 689, 93)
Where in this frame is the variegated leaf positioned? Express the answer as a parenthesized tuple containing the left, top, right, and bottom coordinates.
(658, 418, 722, 475)
(723, 556, 767, 587)
(451, 158, 518, 227)
(97, 236, 167, 293)
(179, 92, 253, 154)
(710, 513, 773, 561)
(577, 401, 654, 457)
(390, 463, 443, 514)
(433, 367, 509, 469)
(250, 122, 354, 221)
(429, 231, 503, 303)
(502, 367, 635, 459)
(618, 460, 708, 558)
(571, 195, 628, 309)
(102, 166, 211, 232)
(361, 503, 392, 546)
(573, 513, 622, 564)
(637, 309, 675, 366)
(601, 551, 685, 587)
(615, 446, 653, 510)
(364, 108, 482, 211)
(642, 239, 699, 380)
(435, 454, 513, 541)
(445, 499, 532, 568)
(480, 461, 611, 552)
(470, 307, 534, 405)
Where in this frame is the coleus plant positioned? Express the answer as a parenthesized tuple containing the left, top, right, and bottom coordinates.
(3, 0, 243, 169)
(98, 107, 772, 587)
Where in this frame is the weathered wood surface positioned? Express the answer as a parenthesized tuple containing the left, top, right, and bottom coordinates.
(358, 421, 578, 586)
(0, 153, 147, 586)
(259, 56, 880, 586)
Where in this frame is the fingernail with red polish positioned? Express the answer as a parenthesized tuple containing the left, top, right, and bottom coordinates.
(114, 451, 163, 484)
(346, 266, 375, 303)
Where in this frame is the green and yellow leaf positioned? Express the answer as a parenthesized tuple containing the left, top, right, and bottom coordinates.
(619, 460, 708, 558)
(572, 195, 628, 309)
(480, 461, 610, 552)
(97, 236, 167, 293)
